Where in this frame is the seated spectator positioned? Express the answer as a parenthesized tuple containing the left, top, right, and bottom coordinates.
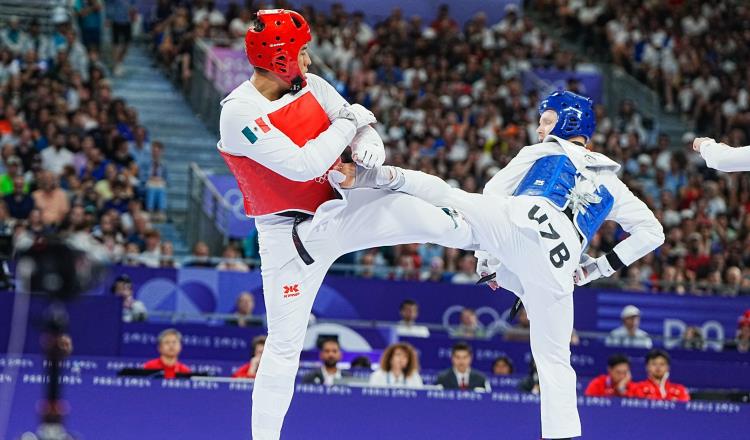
(452, 307, 486, 339)
(160, 240, 178, 268)
(4, 175, 33, 219)
(632, 349, 690, 402)
(435, 342, 490, 392)
(492, 356, 514, 376)
(420, 256, 450, 282)
(32, 171, 70, 226)
(226, 291, 262, 327)
(183, 241, 214, 268)
(584, 354, 636, 398)
(369, 342, 423, 388)
(216, 244, 250, 272)
(350, 356, 372, 371)
(232, 335, 266, 379)
(111, 274, 147, 322)
(681, 326, 705, 351)
(504, 307, 530, 342)
(451, 254, 480, 284)
(0, 156, 26, 195)
(395, 299, 430, 338)
(142, 328, 191, 379)
(605, 305, 653, 349)
(40, 132, 74, 175)
(123, 242, 142, 266)
(102, 180, 131, 214)
(724, 310, 750, 353)
(302, 338, 347, 386)
(93, 163, 118, 201)
(139, 228, 162, 268)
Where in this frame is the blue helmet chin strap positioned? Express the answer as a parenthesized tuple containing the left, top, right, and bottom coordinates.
(539, 90, 596, 142)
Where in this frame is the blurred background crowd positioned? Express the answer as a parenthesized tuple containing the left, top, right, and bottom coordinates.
(1, 0, 750, 298)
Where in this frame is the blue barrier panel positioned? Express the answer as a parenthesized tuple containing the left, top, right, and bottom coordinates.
(87, 266, 750, 344)
(0, 293, 121, 357)
(2, 377, 747, 439)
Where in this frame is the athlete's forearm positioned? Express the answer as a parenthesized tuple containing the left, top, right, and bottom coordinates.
(253, 118, 356, 182)
(700, 140, 750, 172)
(610, 217, 664, 267)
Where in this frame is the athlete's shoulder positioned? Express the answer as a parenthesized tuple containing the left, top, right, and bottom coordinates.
(516, 141, 561, 158)
(220, 82, 265, 120)
(304, 72, 327, 87)
(221, 81, 263, 109)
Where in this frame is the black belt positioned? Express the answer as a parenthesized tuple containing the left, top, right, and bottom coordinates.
(278, 211, 315, 265)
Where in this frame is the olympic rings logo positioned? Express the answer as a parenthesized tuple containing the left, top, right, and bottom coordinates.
(441, 304, 516, 338)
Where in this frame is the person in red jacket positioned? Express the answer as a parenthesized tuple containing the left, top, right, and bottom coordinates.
(632, 349, 690, 402)
(233, 335, 266, 379)
(142, 328, 191, 379)
(584, 354, 637, 398)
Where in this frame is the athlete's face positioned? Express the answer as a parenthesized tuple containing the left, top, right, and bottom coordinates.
(537, 110, 558, 142)
(298, 44, 311, 75)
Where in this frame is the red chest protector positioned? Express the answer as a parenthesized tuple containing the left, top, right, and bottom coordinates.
(220, 91, 340, 217)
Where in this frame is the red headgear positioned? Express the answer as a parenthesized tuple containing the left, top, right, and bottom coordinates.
(245, 9, 311, 93)
(739, 310, 750, 328)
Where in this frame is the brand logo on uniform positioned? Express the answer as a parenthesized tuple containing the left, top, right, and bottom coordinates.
(283, 284, 301, 298)
(241, 117, 272, 144)
(534, 179, 545, 186)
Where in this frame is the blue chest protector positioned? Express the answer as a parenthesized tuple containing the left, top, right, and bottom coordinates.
(513, 155, 614, 246)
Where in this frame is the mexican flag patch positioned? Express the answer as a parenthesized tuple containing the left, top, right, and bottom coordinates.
(241, 117, 271, 144)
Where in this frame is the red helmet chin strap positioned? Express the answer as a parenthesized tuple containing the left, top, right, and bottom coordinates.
(245, 9, 311, 93)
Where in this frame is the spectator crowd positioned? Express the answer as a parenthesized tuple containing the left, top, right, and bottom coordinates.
(142, 1, 750, 295)
(0, 8, 176, 270)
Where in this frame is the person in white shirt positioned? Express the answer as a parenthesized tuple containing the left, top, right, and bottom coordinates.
(111, 274, 147, 322)
(41, 133, 74, 175)
(692, 136, 750, 172)
(368, 342, 423, 388)
(395, 299, 430, 338)
(605, 305, 653, 349)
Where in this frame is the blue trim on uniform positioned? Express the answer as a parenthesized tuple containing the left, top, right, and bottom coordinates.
(514, 155, 614, 247)
(575, 184, 614, 244)
(513, 155, 577, 209)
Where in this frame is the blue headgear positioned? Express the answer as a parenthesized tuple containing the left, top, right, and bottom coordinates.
(538, 90, 596, 142)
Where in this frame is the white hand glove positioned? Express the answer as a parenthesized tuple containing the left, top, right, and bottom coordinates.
(692, 137, 715, 153)
(351, 127, 385, 169)
(337, 103, 376, 130)
(475, 250, 501, 291)
(574, 253, 617, 286)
